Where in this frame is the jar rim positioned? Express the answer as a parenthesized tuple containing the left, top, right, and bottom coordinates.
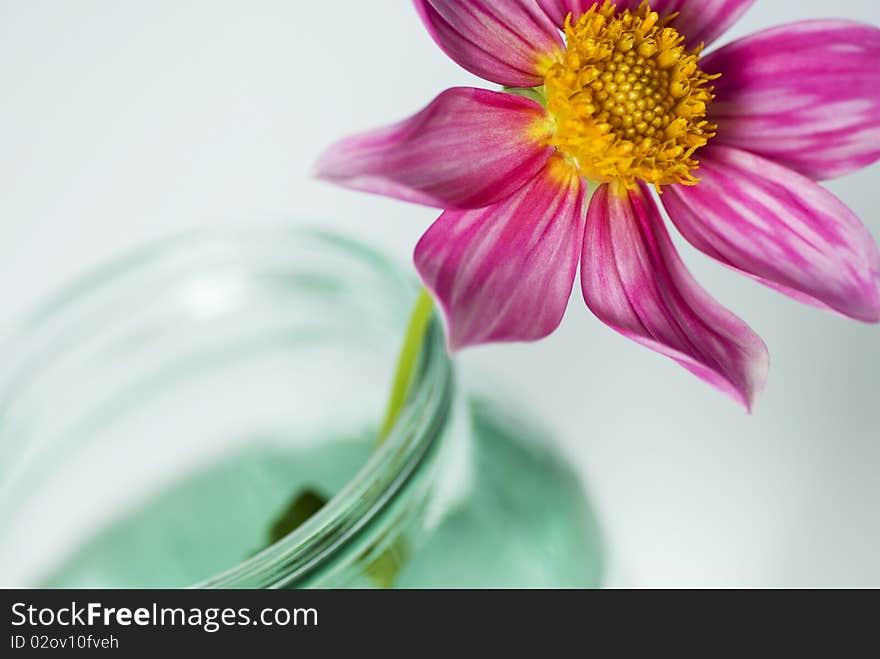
(0, 226, 455, 588)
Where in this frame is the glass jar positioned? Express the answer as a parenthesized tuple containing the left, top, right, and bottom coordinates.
(0, 228, 603, 588)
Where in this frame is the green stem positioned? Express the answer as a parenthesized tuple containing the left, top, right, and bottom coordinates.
(264, 287, 434, 588)
(377, 287, 435, 446)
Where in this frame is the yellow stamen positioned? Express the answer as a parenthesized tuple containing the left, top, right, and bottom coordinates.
(542, 1, 718, 190)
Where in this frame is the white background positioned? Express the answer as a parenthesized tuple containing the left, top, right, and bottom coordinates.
(1, 1, 878, 587)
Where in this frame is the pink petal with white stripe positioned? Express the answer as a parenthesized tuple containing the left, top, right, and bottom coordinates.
(415, 157, 586, 351)
(706, 20, 880, 181)
(413, 0, 563, 87)
(582, 183, 768, 410)
(314, 87, 553, 210)
(663, 145, 880, 322)
(538, 0, 754, 48)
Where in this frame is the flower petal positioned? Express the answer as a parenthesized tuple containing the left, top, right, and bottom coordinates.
(314, 87, 553, 210)
(706, 20, 880, 180)
(538, 0, 754, 48)
(663, 145, 880, 322)
(413, 0, 563, 87)
(582, 182, 768, 410)
(415, 156, 586, 351)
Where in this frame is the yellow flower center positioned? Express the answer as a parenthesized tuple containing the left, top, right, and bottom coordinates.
(543, 1, 717, 189)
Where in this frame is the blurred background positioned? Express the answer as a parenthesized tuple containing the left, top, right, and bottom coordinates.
(1, 0, 877, 587)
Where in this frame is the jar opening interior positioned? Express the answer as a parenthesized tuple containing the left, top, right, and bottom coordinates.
(0, 228, 453, 588)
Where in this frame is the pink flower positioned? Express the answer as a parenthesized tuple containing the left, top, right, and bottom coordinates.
(316, 0, 880, 410)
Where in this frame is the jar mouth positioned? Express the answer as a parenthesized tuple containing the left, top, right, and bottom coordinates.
(0, 226, 454, 588)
